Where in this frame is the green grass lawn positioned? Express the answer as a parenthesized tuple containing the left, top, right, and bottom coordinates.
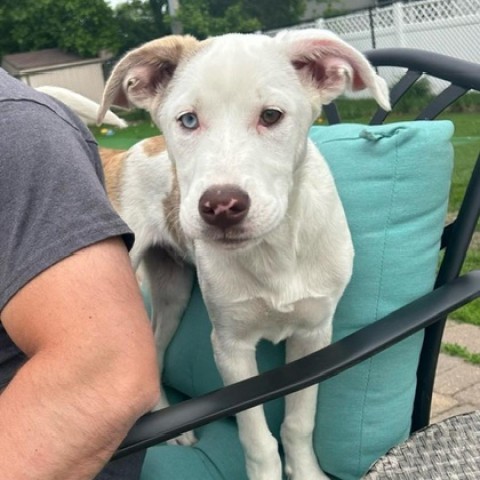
(91, 122, 160, 150)
(435, 113, 480, 325)
(438, 112, 480, 215)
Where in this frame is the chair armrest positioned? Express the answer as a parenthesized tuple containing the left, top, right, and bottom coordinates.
(115, 270, 480, 459)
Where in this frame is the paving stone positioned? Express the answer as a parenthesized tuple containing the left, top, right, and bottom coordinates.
(443, 320, 480, 353)
(431, 403, 477, 424)
(430, 321, 480, 427)
(433, 359, 480, 396)
(436, 353, 465, 374)
(454, 381, 480, 407)
(431, 392, 458, 417)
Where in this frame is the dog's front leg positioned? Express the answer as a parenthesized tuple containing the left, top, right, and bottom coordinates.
(143, 246, 196, 445)
(211, 329, 283, 480)
(281, 328, 331, 480)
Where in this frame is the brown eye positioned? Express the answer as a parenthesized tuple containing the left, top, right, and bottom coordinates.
(259, 108, 283, 127)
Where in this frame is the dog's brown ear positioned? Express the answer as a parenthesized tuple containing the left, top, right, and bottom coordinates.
(97, 35, 200, 124)
(276, 29, 391, 112)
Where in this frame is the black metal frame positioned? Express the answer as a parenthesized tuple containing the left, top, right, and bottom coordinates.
(114, 48, 480, 459)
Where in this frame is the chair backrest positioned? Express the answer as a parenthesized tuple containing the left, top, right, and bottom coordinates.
(324, 48, 480, 432)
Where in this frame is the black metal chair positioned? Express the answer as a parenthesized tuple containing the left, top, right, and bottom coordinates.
(114, 48, 480, 476)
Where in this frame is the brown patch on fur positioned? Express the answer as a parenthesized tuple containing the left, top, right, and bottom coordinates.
(142, 135, 167, 157)
(99, 147, 127, 209)
(98, 35, 201, 122)
(163, 164, 187, 250)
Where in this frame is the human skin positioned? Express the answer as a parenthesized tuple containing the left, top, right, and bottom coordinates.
(0, 237, 160, 479)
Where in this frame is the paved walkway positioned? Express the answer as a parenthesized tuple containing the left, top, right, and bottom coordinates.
(431, 320, 480, 423)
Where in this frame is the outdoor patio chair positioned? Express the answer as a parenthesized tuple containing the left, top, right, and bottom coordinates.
(112, 48, 480, 479)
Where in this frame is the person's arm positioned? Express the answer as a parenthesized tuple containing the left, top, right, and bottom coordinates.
(0, 237, 160, 480)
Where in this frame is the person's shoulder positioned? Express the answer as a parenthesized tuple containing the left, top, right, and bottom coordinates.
(0, 76, 100, 180)
(0, 68, 93, 140)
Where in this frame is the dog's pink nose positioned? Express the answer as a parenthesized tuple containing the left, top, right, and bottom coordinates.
(199, 185, 250, 229)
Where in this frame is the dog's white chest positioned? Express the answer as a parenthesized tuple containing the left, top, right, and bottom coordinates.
(257, 296, 336, 344)
(194, 237, 347, 344)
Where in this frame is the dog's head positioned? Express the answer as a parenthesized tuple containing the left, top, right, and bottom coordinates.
(99, 31, 390, 250)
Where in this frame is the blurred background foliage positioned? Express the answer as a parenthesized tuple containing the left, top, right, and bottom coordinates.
(0, 0, 333, 59)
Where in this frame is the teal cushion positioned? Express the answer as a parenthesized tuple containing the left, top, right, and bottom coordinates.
(311, 121, 453, 479)
(142, 120, 454, 480)
(142, 388, 248, 480)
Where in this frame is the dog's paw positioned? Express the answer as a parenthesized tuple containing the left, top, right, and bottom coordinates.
(245, 455, 282, 480)
(166, 430, 197, 446)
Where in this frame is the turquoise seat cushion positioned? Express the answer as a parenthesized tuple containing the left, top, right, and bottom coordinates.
(141, 388, 249, 480)
(142, 120, 454, 480)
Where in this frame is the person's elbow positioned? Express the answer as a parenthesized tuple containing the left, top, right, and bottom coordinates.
(111, 340, 161, 418)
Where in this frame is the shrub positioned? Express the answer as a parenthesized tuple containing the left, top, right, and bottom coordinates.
(395, 77, 433, 113)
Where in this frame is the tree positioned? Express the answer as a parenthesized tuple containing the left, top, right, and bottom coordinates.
(175, 0, 307, 38)
(243, 0, 306, 30)
(114, 0, 169, 54)
(0, 0, 120, 58)
(175, 0, 260, 39)
(149, 0, 170, 34)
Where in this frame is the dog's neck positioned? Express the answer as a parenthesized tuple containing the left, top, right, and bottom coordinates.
(192, 142, 349, 312)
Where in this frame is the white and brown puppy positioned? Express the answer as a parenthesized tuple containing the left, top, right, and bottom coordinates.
(97, 31, 390, 480)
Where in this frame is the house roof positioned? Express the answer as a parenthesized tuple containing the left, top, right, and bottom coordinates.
(2, 48, 107, 75)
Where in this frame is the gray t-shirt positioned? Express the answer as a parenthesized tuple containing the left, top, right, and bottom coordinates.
(0, 68, 134, 389)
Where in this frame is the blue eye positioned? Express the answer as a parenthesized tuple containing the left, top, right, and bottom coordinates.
(178, 112, 199, 130)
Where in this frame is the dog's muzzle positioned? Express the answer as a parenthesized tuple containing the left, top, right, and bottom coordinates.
(198, 185, 250, 231)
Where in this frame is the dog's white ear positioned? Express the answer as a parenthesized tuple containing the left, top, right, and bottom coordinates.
(276, 29, 391, 111)
(97, 35, 200, 124)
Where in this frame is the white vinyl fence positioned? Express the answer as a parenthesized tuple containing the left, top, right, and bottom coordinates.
(268, 0, 480, 94)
